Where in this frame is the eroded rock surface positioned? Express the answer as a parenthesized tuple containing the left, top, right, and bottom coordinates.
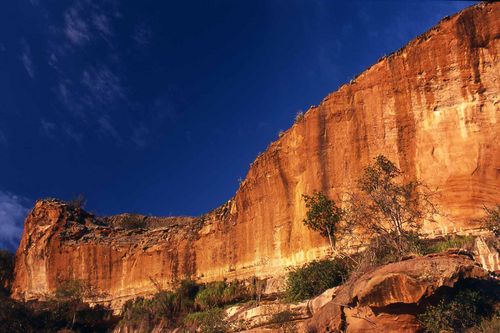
(11, 2, 500, 309)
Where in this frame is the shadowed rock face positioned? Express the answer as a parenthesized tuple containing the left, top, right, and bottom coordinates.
(11, 2, 500, 310)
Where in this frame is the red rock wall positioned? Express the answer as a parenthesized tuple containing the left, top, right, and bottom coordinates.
(12, 3, 500, 310)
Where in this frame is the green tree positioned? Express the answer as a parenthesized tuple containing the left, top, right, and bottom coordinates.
(481, 204, 499, 237)
(346, 155, 438, 259)
(302, 191, 343, 253)
(285, 259, 348, 302)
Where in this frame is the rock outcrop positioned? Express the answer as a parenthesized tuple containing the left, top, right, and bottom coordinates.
(303, 252, 494, 333)
(11, 2, 500, 309)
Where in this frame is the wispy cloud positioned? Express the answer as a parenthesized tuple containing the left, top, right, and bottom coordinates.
(131, 123, 149, 147)
(54, 80, 86, 119)
(0, 191, 29, 251)
(62, 0, 117, 47)
(47, 1, 127, 144)
(92, 12, 113, 39)
(98, 116, 122, 144)
(40, 119, 57, 138)
(64, 4, 91, 46)
(62, 123, 83, 144)
(21, 40, 35, 78)
(40, 0, 160, 148)
(81, 65, 125, 108)
(133, 23, 152, 46)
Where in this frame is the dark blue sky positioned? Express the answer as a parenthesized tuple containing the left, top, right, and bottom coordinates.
(0, 0, 475, 251)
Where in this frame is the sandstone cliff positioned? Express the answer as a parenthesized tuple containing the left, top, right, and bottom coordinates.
(11, 2, 500, 309)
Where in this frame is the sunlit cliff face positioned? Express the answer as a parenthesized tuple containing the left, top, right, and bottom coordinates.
(11, 2, 500, 311)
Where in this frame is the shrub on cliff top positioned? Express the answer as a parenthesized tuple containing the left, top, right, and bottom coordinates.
(295, 111, 304, 123)
(285, 258, 349, 302)
(67, 194, 86, 209)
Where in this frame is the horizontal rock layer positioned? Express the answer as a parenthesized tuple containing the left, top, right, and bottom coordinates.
(11, 2, 500, 309)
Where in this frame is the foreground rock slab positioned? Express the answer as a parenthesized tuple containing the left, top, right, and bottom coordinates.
(304, 252, 492, 333)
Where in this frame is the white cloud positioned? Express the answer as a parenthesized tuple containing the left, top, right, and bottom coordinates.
(64, 5, 90, 46)
(0, 191, 29, 251)
(21, 40, 35, 78)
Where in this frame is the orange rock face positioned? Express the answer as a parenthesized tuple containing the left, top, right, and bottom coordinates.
(11, 3, 500, 309)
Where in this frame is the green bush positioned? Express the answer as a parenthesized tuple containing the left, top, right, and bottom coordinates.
(184, 308, 227, 333)
(418, 289, 491, 333)
(0, 295, 31, 333)
(478, 311, 500, 333)
(0, 294, 115, 333)
(195, 281, 226, 310)
(0, 250, 14, 296)
(120, 279, 203, 329)
(119, 279, 251, 329)
(195, 280, 249, 310)
(67, 194, 86, 209)
(121, 290, 185, 328)
(177, 279, 199, 313)
(55, 279, 87, 302)
(267, 310, 298, 333)
(269, 310, 295, 324)
(285, 259, 349, 302)
(117, 215, 147, 229)
(422, 235, 474, 255)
